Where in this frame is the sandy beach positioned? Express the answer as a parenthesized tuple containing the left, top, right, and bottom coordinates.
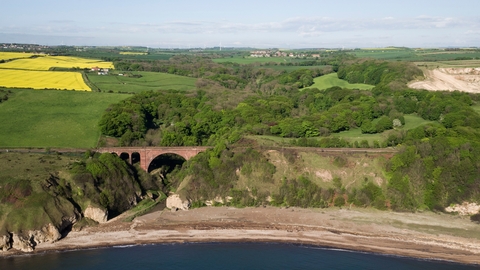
(4, 207, 480, 265)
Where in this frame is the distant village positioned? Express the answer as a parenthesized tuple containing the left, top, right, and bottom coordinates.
(249, 50, 321, 58)
(1, 43, 49, 51)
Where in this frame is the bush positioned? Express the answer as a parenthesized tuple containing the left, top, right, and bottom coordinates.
(471, 213, 480, 224)
(334, 196, 345, 207)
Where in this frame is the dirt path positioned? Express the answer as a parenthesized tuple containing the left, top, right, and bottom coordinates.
(409, 68, 480, 93)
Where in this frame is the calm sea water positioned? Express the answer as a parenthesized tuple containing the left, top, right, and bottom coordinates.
(0, 242, 477, 270)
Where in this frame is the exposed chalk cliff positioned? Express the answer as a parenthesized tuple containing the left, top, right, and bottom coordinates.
(0, 234, 12, 251)
(84, 205, 108, 223)
(445, 202, 480, 216)
(28, 223, 62, 246)
(11, 234, 33, 252)
(166, 194, 190, 210)
(0, 215, 78, 253)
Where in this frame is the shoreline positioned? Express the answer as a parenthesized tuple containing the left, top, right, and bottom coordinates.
(2, 207, 480, 265)
(3, 239, 475, 267)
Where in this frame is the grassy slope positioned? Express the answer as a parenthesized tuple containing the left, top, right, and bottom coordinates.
(401, 114, 435, 130)
(0, 152, 75, 183)
(248, 114, 433, 146)
(220, 147, 388, 200)
(472, 104, 480, 114)
(0, 152, 78, 233)
(87, 72, 197, 93)
(0, 89, 129, 148)
(305, 73, 374, 90)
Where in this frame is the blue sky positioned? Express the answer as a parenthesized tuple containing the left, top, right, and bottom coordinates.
(1, 0, 479, 48)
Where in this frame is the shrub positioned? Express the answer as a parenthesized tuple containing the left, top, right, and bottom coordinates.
(471, 213, 480, 224)
(334, 196, 345, 207)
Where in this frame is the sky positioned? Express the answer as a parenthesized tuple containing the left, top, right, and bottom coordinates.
(1, 0, 479, 48)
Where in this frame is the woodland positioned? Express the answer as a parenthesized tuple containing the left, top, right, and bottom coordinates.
(2, 48, 480, 240)
(98, 52, 480, 212)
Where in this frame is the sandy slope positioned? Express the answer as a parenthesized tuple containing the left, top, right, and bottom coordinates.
(408, 68, 480, 93)
(8, 207, 480, 265)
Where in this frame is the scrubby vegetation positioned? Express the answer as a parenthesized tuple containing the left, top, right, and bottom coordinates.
(95, 54, 480, 215)
(0, 151, 166, 235)
(3, 45, 480, 240)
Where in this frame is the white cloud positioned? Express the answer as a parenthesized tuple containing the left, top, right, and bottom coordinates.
(2, 15, 479, 47)
(2, 15, 476, 37)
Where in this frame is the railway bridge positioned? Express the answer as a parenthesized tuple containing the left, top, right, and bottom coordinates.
(97, 146, 210, 172)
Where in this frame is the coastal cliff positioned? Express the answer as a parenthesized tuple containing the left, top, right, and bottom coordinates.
(0, 220, 77, 253)
(0, 151, 163, 253)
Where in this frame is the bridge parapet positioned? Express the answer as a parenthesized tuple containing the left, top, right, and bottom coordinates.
(97, 146, 210, 171)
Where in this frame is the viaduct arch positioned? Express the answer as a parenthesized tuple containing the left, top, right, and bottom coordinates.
(97, 147, 210, 172)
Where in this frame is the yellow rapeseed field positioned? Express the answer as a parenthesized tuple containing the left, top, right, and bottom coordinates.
(0, 52, 35, 61)
(0, 55, 113, 70)
(0, 69, 91, 91)
(0, 53, 113, 91)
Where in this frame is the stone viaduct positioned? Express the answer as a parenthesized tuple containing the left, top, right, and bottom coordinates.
(97, 146, 210, 172)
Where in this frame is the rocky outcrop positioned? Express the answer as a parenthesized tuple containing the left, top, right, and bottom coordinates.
(206, 196, 228, 206)
(84, 205, 108, 223)
(0, 214, 78, 253)
(445, 202, 480, 215)
(12, 234, 33, 252)
(166, 194, 190, 211)
(28, 223, 62, 246)
(0, 234, 12, 251)
(1, 223, 64, 252)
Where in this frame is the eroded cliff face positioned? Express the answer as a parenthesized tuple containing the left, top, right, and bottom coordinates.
(0, 234, 12, 251)
(1, 225, 59, 253)
(445, 202, 480, 216)
(166, 194, 191, 211)
(0, 215, 78, 253)
(0, 152, 163, 253)
(84, 205, 108, 223)
(11, 234, 33, 252)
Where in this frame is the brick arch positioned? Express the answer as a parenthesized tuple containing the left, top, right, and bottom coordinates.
(147, 152, 187, 173)
(131, 152, 141, 165)
(97, 147, 210, 171)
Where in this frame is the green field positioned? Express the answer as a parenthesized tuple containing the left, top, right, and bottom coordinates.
(335, 128, 384, 145)
(472, 104, 480, 114)
(213, 56, 284, 64)
(337, 114, 433, 142)
(213, 56, 308, 65)
(258, 65, 329, 71)
(350, 48, 417, 60)
(72, 51, 174, 61)
(0, 89, 129, 148)
(415, 59, 480, 69)
(87, 72, 197, 93)
(249, 114, 434, 147)
(401, 114, 435, 130)
(304, 73, 374, 90)
(350, 48, 480, 61)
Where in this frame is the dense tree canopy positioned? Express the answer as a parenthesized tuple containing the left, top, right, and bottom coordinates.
(98, 55, 480, 213)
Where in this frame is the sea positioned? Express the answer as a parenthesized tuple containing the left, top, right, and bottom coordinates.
(0, 242, 477, 270)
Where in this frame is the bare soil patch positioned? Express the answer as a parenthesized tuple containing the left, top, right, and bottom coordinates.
(409, 68, 480, 93)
